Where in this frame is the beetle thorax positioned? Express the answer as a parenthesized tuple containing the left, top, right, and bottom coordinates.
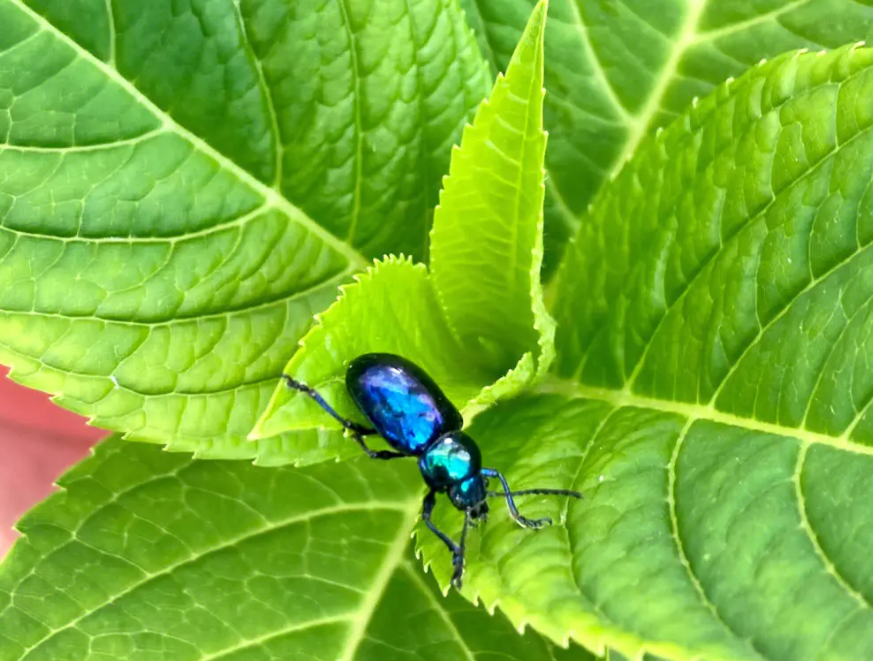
(418, 431, 482, 493)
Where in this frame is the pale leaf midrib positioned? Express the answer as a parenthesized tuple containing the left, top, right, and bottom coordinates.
(197, 614, 352, 661)
(666, 420, 770, 661)
(230, 0, 284, 192)
(337, 506, 420, 661)
(336, 0, 365, 247)
(613, 0, 707, 174)
(539, 378, 873, 458)
(400, 562, 476, 661)
(7, 0, 369, 272)
(0, 268, 352, 329)
(0, 201, 270, 244)
(1, 127, 164, 151)
(104, 0, 116, 66)
(566, 0, 632, 123)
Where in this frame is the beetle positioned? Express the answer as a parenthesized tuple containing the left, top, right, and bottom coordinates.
(283, 352, 582, 588)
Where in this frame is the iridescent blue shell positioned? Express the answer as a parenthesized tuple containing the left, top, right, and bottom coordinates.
(346, 353, 463, 454)
(418, 431, 481, 489)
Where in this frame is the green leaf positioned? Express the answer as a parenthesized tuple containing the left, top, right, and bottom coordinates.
(408, 44, 873, 661)
(417, 392, 873, 661)
(552, 45, 873, 431)
(430, 0, 551, 376)
(459, 0, 873, 272)
(252, 0, 552, 455)
(0, 436, 596, 661)
(0, 0, 488, 462)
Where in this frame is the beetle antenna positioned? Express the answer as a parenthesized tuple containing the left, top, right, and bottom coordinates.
(481, 468, 568, 529)
(486, 488, 582, 499)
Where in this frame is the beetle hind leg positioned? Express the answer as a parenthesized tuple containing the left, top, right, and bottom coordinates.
(350, 430, 407, 460)
(282, 374, 406, 460)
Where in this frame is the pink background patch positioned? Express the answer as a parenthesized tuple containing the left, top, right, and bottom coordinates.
(0, 368, 102, 555)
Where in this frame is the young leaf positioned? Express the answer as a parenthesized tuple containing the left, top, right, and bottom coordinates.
(252, 1, 553, 456)
(251, 257, 490, 446)
(0, 436, 595, 661)
(430, 0, 552, 377)
(460, 0, 873, 272)
(0, 0, 488, 463)
(414, 45, 873, 661)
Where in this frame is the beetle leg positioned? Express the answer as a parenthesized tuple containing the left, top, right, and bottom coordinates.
(422, 490, 467, 588)
(281, 374, 375, 435)
(350, 430, 407, 460)
(282, 374, 406, 460)
(481, 468, 553, 529)
(453, 510, 471, 588)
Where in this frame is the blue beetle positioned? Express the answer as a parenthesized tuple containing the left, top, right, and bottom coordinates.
(283, 353, 581, 587)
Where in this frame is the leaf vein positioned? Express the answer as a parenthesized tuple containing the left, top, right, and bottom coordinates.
(336, 0, 365, 247)
(0, 267, 350, 329)
(337, 507, 419, 661)
(668, 420, 770, 661)
(231, 0, 283, 191)
(793, 444, 873, 615)
(565, 0, 632, 121)
(104, 0, 116, 65)
(799, 288, 873, 427)
(541, 378, 873, 460)
(197, 615, 352, 661)
(400, 562, 476, 661)
(614, 0, 708, 173)
(711, 234, 873, 412)
(691, 0, 815, 44)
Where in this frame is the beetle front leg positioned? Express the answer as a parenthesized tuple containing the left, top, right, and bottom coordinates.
(482, 468, 552, 529)
(422, 490, 467, 588)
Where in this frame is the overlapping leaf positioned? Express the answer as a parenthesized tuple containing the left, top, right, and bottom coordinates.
(253, 0, 552, 455)
(459, 0, 873, 271)
(0, 435, 596, 661)
(0, 0, 489, 462)
(430, 1, 551, 375)
(417, 391, 873, 661)
(413, 45, 873, 661)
